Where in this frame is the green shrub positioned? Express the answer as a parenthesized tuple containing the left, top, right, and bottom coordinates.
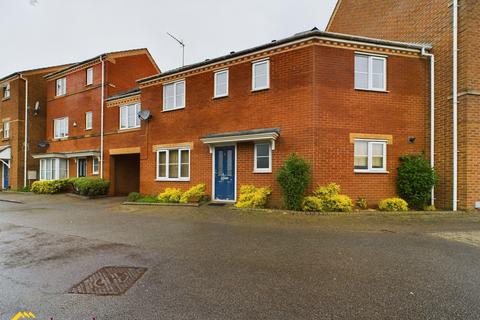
(356, 197, 368, 210)
(277, 154, 311, 211)
(18, 186, 31, 192)
(322, 194, 353, 212)
(31, 179, 68, 194)
(72, 177, 110, 196)
(180, 184, 207, 203)
(127, 192, 141, 202)
(378, 198, 408, 212)
(137, 195, 160, 203)
(302, 196, 324, 212)
(397, 155, 437, 210)
(235, 185, 272, 209)
(313, 183, 340, 198)
(158, 188, 183, 203)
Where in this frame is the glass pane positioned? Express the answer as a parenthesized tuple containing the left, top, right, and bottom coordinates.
(158, 164, 166, 177)
(355, 72, 368, 89)
(354, 141, 368, 156)
(256, 144, 269, 157)
(257, 157, 269, 169)
(181, 164, 189, 178)
(372, 58, 384, 73)
(254, 62, 268, 89)
(164, 84, 175, 109)
(128, 105, 136, 128)
(355, 55, 369, 73)
(372, 74, 384, 90)
(372, 143, 384, 156)
(59, 159, 67, 179)
(354, 156, 368, 169)
(217, 151, 223, 175)
(226, 150, 233, 176)
(158, 152, 166, 165)
(135, 104, 141, 127)
(120, 108, 127, 128)
(180, 150, 189, 164)
(372, 156, 383, 169)
(169, 150, 179, 178)
(215, 72, 227, 96)
(175, 82, 185, 107)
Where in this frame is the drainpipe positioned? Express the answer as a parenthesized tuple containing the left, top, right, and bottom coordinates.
(19, 74, 28, 188)
(421, 47, 435, 206)
(452, 0, 458, 211)
(100, 56, 105, 179)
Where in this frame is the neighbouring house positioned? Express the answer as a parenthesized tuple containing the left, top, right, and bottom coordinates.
(327, 0, 479, 209)
(0, 64, 69, 190)
(128, 29, 430, 205)
(32, 49, 160, 195)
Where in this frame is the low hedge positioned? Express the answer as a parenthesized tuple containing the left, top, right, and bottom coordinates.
(180, 184, 208, 203)
(158, 188, 183, 203)
(235, 185, 271, 209)
(31, 179, 69, 194)
(71, 177, 110, 196)
(378, 198, 408, 212)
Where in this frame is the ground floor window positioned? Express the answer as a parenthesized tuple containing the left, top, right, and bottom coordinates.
(92, 157, 99, 175)
(354, 140, 387, 172)
(254, 142, 272, 173)
(40, 158, 68, 180)
(156, 148, 190, 181)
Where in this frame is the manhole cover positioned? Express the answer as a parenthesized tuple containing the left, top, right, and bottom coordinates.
(69, 266, 147, 295)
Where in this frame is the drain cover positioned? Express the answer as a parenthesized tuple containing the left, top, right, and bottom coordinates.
(69, 266, 147, 295)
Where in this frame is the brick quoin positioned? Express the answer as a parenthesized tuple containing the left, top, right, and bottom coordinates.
(328, 0, 480, 209)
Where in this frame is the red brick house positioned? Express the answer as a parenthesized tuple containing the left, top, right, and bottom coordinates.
(127, 29, 429, 205)
(327, 0, 479, 209)
(32, 49, 159, 195)
(0, 64, 69, 190)
(33, 30, 431, 206)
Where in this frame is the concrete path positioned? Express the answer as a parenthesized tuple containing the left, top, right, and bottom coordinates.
(0, 193, 480, 319)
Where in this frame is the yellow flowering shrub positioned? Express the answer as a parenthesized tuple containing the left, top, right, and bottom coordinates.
(235, 185, 271, 209)
(179, 184, 207, 203)
(378, 198, 408, 212)
(157, 188, 183, 203)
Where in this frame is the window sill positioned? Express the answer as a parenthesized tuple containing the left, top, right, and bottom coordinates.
(155, 178, 190, 182)
(162, 107, 185, 113)
(212, 95, 228, 100)
(92, 173, 99, 176)
(118, 127, 141, 133)
(253, 170, 272, 174)
(251, 87, 269, 93)
(54, 94, 66, 98)
(354, 88, 389, 93)
(1, 97, 10, 102)
(53, 137, 69, 141)
(85, 128, 92, 131)
(354, 170, 389, 174)
(1, 138, 9, 142)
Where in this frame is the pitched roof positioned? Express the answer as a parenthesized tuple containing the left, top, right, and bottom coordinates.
(139, 28, 431, 84)
(0, 63, 72, 83)
(44, 48, 160, 79)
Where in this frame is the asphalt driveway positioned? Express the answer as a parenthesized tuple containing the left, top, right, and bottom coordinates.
(1, 193, 480, 319)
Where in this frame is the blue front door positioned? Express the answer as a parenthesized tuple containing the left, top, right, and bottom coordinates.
(2, 162, 9, 189)
(214, 146, 235, 201)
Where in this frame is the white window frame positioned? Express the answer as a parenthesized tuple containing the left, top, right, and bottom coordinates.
(163, 80, 186, 111)
(39, 158, 68, 180)
(85, 111, 92, 130)
(254, 142, 272, 173)
(354, 53, 387, 92)
(86, 67, 93, 85)
(2, 83, 10, 99)
(252, 59, 270, 91)
(92, 157, 99, 175)
(354, 139, 387, 173)
(156, 148, 190, 181)
(56, 77, 66, 96)
(2, 121, 9, 139)
(214, 69, 229, 98)
(54, 117, 69, 139)
(119, 103, 141, 130)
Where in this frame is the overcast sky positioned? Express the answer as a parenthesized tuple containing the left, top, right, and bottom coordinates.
(0, 0, 337, 76)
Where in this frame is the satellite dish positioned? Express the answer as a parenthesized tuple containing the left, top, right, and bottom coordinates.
(137, 110, 152, 121)
(34, 101, 40, 110)
(37, 140, 49, 148)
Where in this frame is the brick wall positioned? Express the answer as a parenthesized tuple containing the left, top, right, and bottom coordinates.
(327, 0, 480, 209)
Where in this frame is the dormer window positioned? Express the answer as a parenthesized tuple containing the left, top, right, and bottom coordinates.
(56, 77, 66, 96)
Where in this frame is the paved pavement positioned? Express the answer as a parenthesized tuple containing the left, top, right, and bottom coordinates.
(0, 193, 480, 319)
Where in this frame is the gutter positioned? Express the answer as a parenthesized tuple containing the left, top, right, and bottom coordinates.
(421, 48, 435, 206)
(452, 0, 458, 211)
(19, 74, 28, 188)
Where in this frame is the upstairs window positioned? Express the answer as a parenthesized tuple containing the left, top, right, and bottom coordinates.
(163, 80, 185, 111)
(2, 121, 9, 139)
(252, 59, 270, 91)
(355, 54, 386, 91)
(85, 111, 92, 130)
(56, 77, 66, 96)
(54, 117, 68, 139)
(214, 69, 229, 98)
(156, 148, 190, 181)
(354, 140, 387, 172)
(86, 67, 93, 85)
(2, 83, 10, 99)
(119, 103, 140, 130)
